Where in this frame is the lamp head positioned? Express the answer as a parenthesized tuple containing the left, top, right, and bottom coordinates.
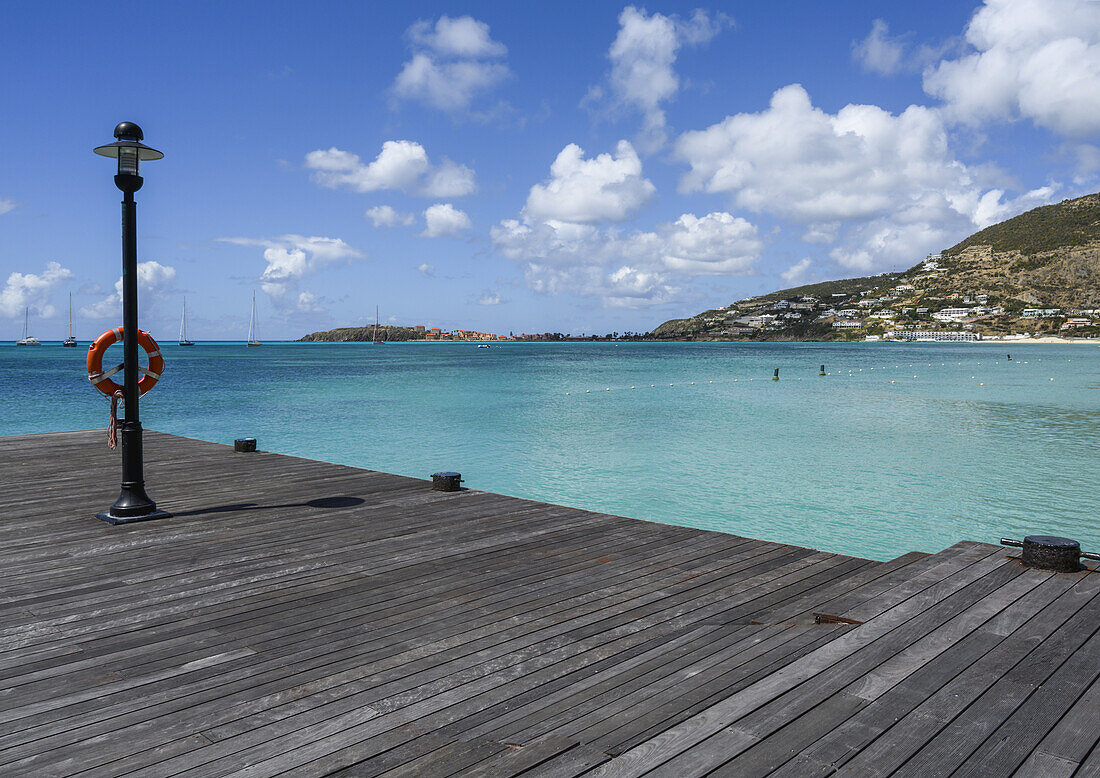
(94, 122, 163, 181)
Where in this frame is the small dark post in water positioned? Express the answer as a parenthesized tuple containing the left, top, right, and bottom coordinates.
(432, 472, 462, 492)
(1007, 353, 1012, 360)
(772, 368, 780, 381)
(1001, 535, 1100, 573)
(819, 364, 826, 376)
(234, 438, 257, 453)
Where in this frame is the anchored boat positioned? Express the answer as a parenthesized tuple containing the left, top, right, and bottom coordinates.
(246, 291, 261, 346)
(178, 297, 194, 346)
(16, 308, 41, 346)
(62, 293, 77, 346)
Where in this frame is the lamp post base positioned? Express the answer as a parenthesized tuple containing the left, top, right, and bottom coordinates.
(96, 508, 172, 525)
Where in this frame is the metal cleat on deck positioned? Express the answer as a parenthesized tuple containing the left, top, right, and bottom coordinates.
(1001, 535, 1100, 573)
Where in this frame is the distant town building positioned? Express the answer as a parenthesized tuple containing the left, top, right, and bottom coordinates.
(887, 330, 981, 342)
(932, 308, 971, 322)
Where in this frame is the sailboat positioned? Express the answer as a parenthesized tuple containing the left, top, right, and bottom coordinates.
(178, 297, 194, 346)
(62, 293, 77, 346)
(16, 307, 41, 346)
(246, 291, 261, 346)
(372, 305, 385, 344)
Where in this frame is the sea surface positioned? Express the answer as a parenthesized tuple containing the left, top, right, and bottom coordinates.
(2, 340, 1097, 561)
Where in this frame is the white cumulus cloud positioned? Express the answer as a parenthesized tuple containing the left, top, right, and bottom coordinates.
(218, 235, 364, 299)
(305, 141, 476, 198)
(477, 291, 503, 306)
(1, 261, 72, 318)
(0, 198, 15, 215)
(673, 83, 1056, 270)
(82, 261, 175, 319)
(418, 263, 436, 277)
(408, 15, 507, 57)
(366, 205, 415, 227)
(525, 140, 656, 224)
(421, 203, 472, 238)
(296, 291, 323, 312)
(492, 210, 761, 307)
(854, 20, 907, 75)
(781, 258, 814, 284)
(924, 0, 1100, 137)
(394, 15, 510, 114)
(661, 212, 762, 275)
(588, 6, 729, 152)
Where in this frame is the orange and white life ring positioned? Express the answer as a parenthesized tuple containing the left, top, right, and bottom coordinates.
(86, 327, 163, 397)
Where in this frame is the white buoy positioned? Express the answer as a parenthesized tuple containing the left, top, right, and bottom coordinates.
(631, 386, 636, 389)
(586, 390, 590, 393)
(605, 387, 610, 391)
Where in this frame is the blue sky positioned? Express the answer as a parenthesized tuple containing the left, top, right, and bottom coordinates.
(2, 0, 1098, 339)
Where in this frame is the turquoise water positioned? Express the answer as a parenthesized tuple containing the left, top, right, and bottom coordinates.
(2, 340, 1098, 561)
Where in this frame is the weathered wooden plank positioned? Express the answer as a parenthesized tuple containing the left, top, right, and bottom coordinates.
(0, 430, 1092, 778)
(779, 567, 1084, 774)
(1013, 675, 1100, 775)
(837, 574, 1100, 777)
(583, 547, 1014, 776)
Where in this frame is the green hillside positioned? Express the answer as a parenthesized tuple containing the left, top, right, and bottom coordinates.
(652, 190, 1100, 341)
(943, 193, 1100, 257)
(738, 272, 903, 305)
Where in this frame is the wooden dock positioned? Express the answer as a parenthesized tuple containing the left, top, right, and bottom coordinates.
(1, 430, 1097, 777)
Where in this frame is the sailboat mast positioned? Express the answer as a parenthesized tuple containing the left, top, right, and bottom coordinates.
(374, 306, 378, 342)
(180, 298, 186, 342)
(248, 292, 255, 343)
(68, 294, 73, 339)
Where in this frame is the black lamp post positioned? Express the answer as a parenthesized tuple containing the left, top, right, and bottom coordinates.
(92, 122, 171, 525)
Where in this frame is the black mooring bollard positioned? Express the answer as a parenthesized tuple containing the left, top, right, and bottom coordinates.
(234, 438, 257, 453)
(1001, 535, 1100, 573)
(819, 364, 826, 376)
(772, 368, 780, 381)
(432, 472, 462, 492)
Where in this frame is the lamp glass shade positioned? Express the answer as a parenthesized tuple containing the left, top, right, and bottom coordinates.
(117, 146, 139, 176)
